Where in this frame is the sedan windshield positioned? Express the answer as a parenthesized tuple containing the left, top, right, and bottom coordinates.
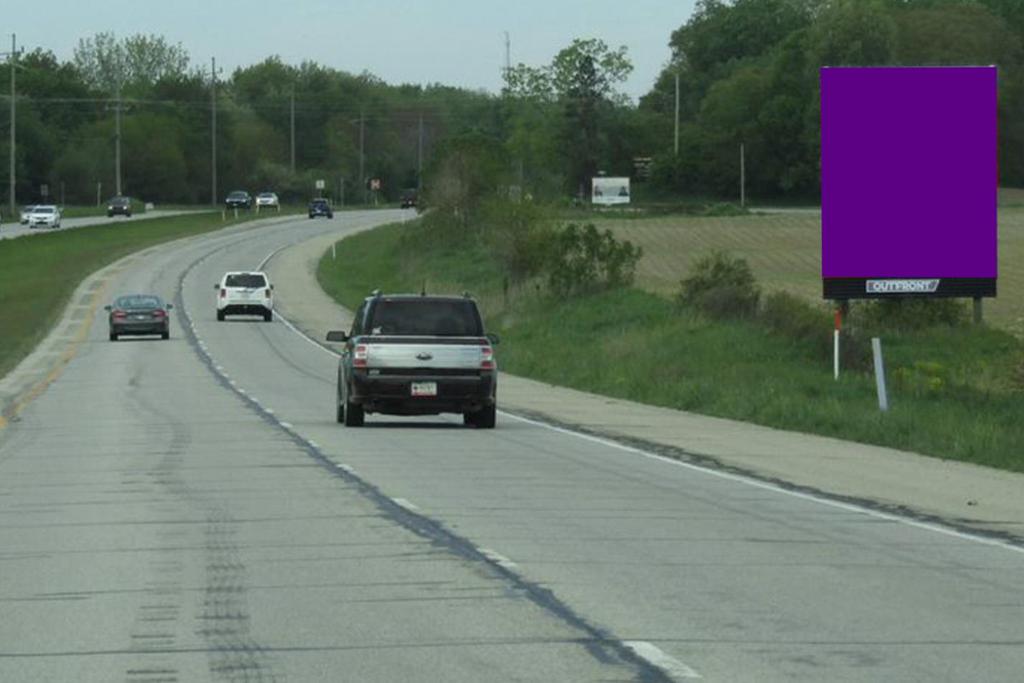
(225, 274, 267, 288)
(115, 295, 163, 309)
(32, 207, 55, 214)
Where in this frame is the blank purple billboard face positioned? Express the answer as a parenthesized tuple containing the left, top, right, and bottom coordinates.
(821, 67, 997, 280)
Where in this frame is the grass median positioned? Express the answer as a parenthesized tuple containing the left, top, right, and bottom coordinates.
(318, 218, 1024, 473)
(0, 211, 260, 379)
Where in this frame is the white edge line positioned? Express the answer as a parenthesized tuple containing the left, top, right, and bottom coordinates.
(275, 310, 339, 357)
(499, 412, 1024, 556)
(479, 548, 517, 570)
(623, 641, 701, 680)
(255, 243, 1024, 557)
(392, 497, 419, 512)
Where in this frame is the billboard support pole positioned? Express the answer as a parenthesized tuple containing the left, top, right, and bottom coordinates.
(973, 297, 983, 325)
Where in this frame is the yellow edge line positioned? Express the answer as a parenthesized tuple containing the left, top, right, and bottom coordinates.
(0, 277, 110, 430)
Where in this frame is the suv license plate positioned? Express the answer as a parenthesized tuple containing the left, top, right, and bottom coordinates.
(411, 382, 437, 397)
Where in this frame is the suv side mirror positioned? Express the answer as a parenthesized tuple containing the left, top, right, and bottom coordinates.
(486, 333, 501, 346)
(326, 330, 348, 343)
(104, 305, 112, 312)
(214, 283, 220, 290)
(165, 303, 174, 310)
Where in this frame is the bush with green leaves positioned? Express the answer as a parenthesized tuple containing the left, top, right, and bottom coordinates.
(677, 250, 760, 319)
(859, 298, 969, 331)
(481, 199, 555, 283)
(546, 223, 642, 296)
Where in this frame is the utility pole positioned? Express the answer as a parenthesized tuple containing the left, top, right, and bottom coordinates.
(211, 57, 219, 206)
(417, 113, 423, 190)
(504, 31, 511, 79)
(5, 34, 20, 216)
(290, 84, 296, 173)
(674, 72, 680, 156)
(359, 110, 365, 204)
(114, 85, 122, 196)
(740, 143, 746, 208)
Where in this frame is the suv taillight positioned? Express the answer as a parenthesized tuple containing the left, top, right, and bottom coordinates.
(112, 310, 126, 319)
(265, 288, 272, 297)
(219, 288, 226, 298)
(152, 309, 166, 319)
(480, 346, 494, 370)
(353, 344, 369, 368)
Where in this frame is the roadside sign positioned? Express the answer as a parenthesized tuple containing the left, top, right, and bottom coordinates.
(591, 177, 630, 205)
(369, 178, 382, 191)
(315, 179, 325, 190)
(40, 184, 49, 198)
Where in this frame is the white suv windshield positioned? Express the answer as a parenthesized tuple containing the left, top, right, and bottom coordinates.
(225, 274, 267, 288)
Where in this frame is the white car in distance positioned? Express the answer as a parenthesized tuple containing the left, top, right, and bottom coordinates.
(255, 192, 279, 209)
(28, 205, 61, 229)
(215, 271, 274, 322)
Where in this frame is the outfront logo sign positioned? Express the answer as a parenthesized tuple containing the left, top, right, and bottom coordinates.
(866, 279, 940, 294)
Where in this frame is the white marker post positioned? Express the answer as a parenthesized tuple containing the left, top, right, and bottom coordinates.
(833, 308, 841, 380)
(872, 337, 889, 412)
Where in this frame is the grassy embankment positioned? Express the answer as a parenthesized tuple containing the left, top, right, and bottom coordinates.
(318, 216, 1024, 473)
(0, 211, 262, 378)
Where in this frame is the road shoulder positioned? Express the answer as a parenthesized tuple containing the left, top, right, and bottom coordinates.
(266, 225, 1024, 540)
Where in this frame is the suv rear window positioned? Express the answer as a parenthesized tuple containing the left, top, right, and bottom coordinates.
(225, 273, 267, 288)
(368, 300, 483, 337)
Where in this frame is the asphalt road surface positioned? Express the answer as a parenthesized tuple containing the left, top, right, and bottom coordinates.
(0, 209, 206, 240)
(1, 211, 1023, 682)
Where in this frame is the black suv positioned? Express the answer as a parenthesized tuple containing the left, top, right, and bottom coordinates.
(308, 198, 334, 219)
(106, 196, 132, 217)
(225, 191, 252, 209)
(400, 189, 417, 209)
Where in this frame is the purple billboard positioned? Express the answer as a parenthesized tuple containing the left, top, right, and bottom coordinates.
(820, 67, 997, 299)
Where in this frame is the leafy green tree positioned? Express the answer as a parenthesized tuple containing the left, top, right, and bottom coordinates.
(73, 32, 190, 95)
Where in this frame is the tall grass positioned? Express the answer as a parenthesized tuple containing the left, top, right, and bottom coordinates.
(318, 218, 1024, 473)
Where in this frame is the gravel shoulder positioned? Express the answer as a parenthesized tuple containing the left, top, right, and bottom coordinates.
(267, 225, 1024, 541)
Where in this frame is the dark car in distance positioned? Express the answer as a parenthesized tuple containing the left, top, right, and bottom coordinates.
(225, 191, 253, 209)
(107, 196, 132, 217)
(106, 295, 172, 341)
(308, 198, 334, 219)
(400, 189, 417, 209)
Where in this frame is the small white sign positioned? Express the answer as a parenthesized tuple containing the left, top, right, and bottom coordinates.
(592, 177, 630, 205)
(315, 179, 325, 190)
(866, 279, 941, 294)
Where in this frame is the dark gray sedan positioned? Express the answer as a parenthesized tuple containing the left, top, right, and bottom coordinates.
(105, 295, 172, 341)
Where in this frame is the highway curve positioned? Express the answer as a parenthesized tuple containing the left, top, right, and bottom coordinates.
(1, 211, 1023, 682)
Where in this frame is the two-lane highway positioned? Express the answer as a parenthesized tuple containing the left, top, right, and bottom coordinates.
(2, 210, 1023, 682)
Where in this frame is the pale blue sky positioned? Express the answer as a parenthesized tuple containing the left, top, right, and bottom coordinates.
(3, 0, 697, 100)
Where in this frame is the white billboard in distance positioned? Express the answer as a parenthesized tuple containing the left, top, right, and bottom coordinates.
(592, 177, 631, 205)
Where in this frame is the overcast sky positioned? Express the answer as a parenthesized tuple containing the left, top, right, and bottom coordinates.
(4, 0, 697, 101)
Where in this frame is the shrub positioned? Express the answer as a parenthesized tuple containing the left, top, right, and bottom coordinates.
(701, 202, 750, 217)
(677, 250, 760, 319)
(759, 291, 871, 370)
(761, 291, 830, 340)
(859, 298, 969, 331)
(481, 199, 555, 283)
(546, 223, 643, 296)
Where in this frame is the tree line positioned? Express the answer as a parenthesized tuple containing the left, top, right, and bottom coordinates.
(3, 0, 1024, 207)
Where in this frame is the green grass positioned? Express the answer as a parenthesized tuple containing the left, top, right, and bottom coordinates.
(0, 212, 263, 379)
(318, 218, 1024, 473)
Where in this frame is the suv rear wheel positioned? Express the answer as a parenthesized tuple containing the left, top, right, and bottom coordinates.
(344, 397, 364, 427)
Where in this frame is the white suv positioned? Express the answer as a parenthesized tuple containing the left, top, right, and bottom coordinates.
(215, 271, 274, 321)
